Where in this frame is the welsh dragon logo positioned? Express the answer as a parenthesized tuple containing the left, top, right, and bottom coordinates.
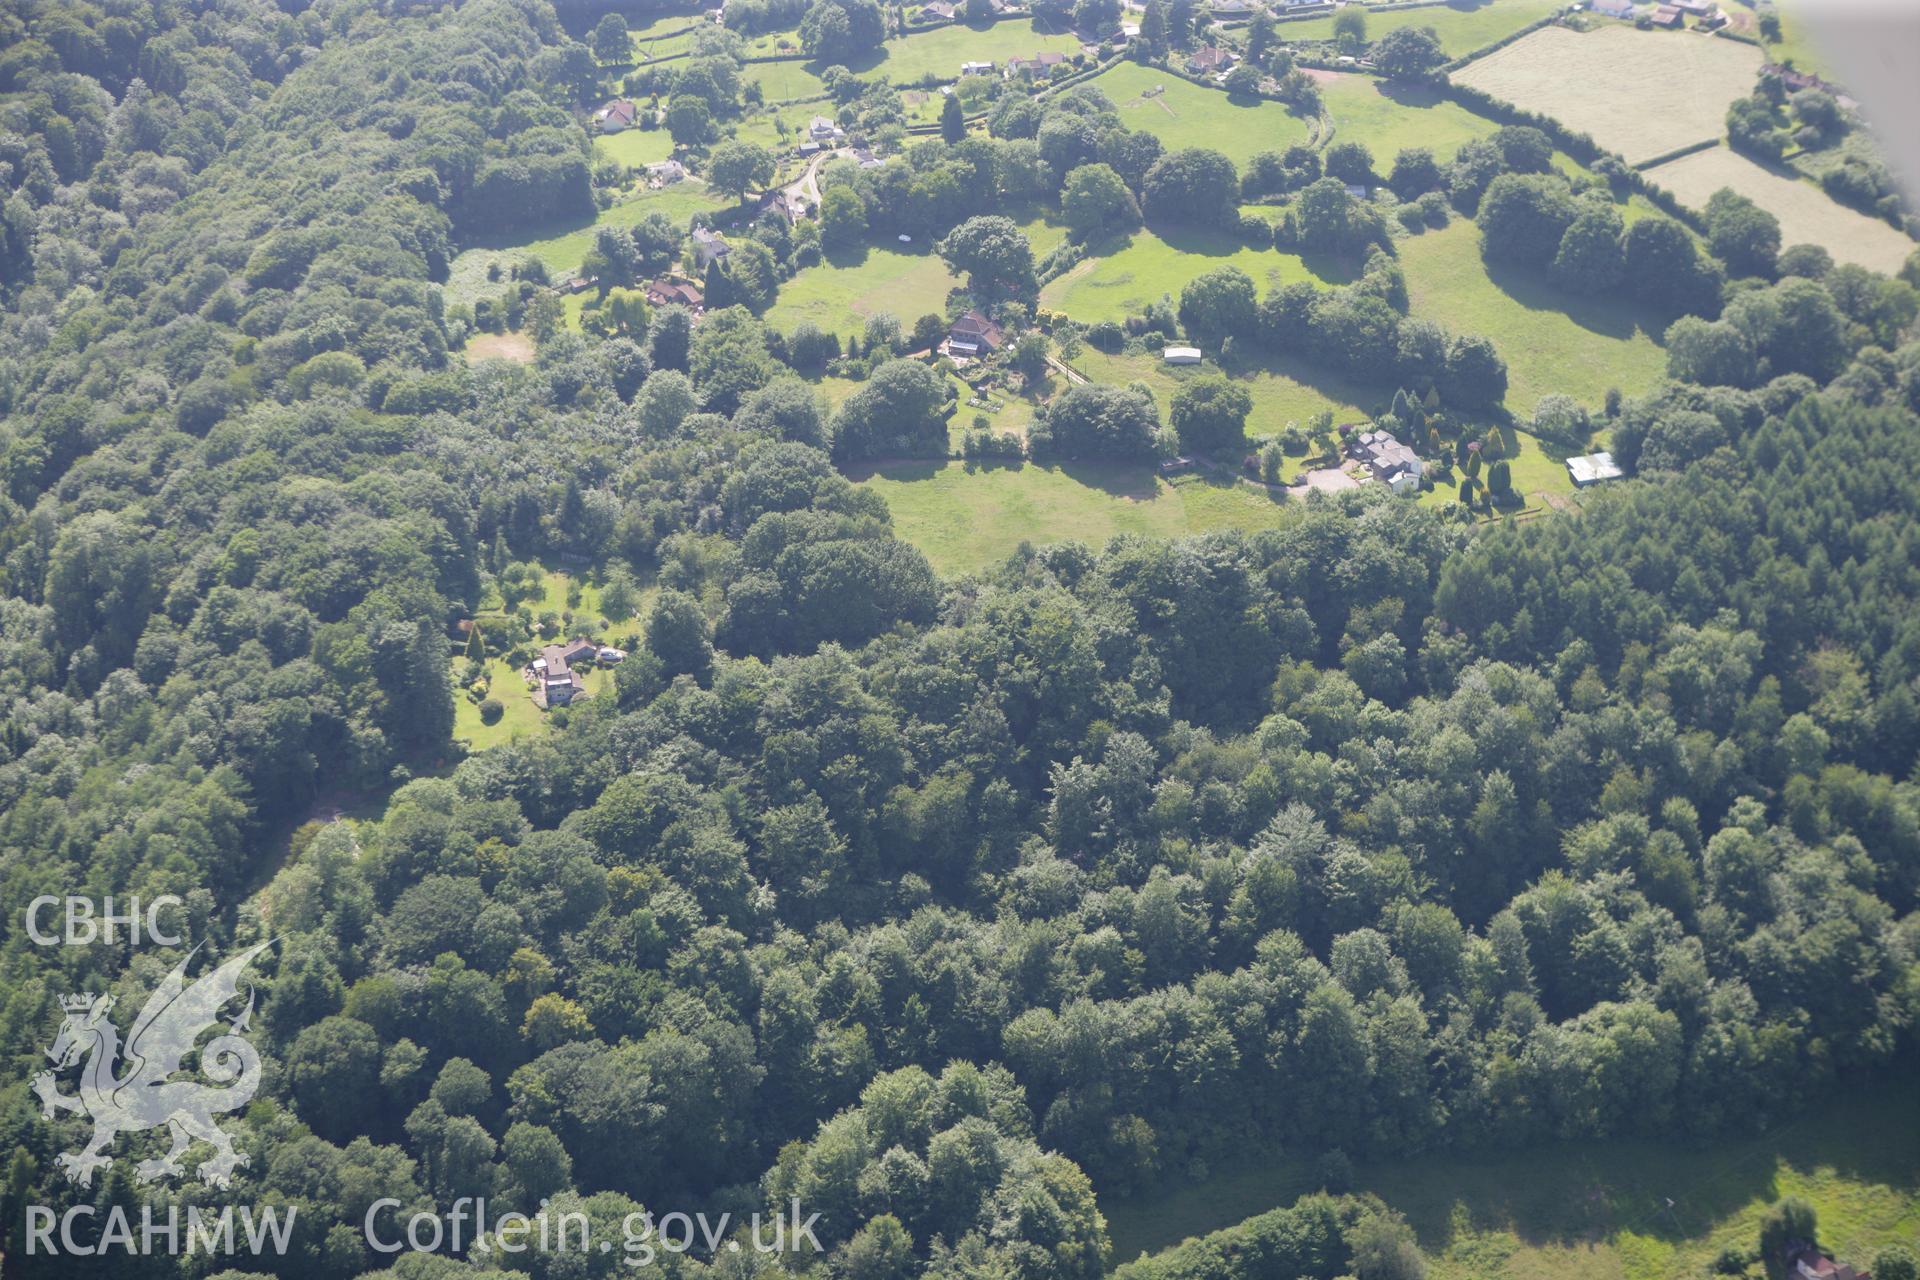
(33, 941, 269, 1189)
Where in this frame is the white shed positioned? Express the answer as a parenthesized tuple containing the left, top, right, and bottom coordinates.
(1163, 346, 1202, 364)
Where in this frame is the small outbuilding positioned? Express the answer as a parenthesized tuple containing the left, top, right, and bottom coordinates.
(1163, 346, 1202, 364)
(1566, 452, 1625, 486)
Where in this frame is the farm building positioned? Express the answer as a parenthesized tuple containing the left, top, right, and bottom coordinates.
(1566, 452, 1625, 486)
(1163, 346, 1202, 364)
(1649, 4, 1682, 26)
(962, 59, 996, 75)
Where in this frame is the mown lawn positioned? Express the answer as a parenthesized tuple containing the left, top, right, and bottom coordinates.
(1274, 0, 1563, 57)
(1091, 61, 1315, 167)
(1397, 218, 1669, 416)
(852, 459, 1297, 576)
(1107, 1082, 1920, 1280)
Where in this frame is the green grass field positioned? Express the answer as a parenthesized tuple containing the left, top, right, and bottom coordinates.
(455, 183, 731, 283)
(768, 243, 965, 338)
(853, 460, 1297, 575)
(1076, 348, 1375, 439)
(1274, 0, 1563, 57)
(1040, 225, 1353, 326)
(1398, 219, 1669, 416)
(1318, 74, 1501, 165)
(1755, 0, 1840, 83)
(743, 59, 829, 102)
(593, 127, 675, 169)
(842, 18, 1082, 84)
(1107, 1083, 1920, 1280)
(453, 657, 615, 750)
(1453, 24, 1762, 166)
(1644, 144, 1916, 274)
(627, 13, 702, 63)
(770, 214, 1067, 340)
(1091, 61, 1315, 168)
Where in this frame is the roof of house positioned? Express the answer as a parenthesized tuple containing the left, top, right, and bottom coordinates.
(693, 226, 730, 251)
(1163, 345, 1202, 362)
(647, 278, 705, 307)
(1190, 46, 1234, 69)
(1791, 1249, 1871, 1280)
(1008, 51, 1067, 70)
(1650, 4, 1682, 22)
(924, 1, 956, 14)
(950, 310, 1003, 348)
(594, 99, 638, 125)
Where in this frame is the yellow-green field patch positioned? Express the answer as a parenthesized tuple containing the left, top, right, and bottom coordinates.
(1453, 24, 1761, 166)
(1643, 144, 1916, 274)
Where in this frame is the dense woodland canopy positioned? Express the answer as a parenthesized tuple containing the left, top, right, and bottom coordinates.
(1, 0, 1919, 1278)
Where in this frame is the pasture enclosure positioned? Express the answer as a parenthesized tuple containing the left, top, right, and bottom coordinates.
(1644, 145, 1917, 274)
(1089, 61, 1315, 167)
(1453, 24, 1761, 165)
(1275, 0, 1563, 57)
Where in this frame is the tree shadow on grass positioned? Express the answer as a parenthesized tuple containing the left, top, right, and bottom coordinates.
(1057, 460, 1162, 499)
(1151, 222, 1268, 257)
(1374, 79, 1456, 110)
(1107, 1081, 1920, 1266)
(1480, 252, 1672, 344)
(840, 458, 946, 483)
(1220, 347, 1387, 418)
